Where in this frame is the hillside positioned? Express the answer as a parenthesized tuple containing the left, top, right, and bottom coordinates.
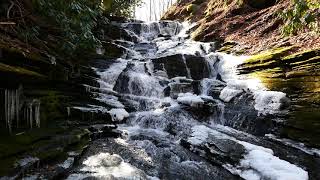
(163, 0, 320, 54)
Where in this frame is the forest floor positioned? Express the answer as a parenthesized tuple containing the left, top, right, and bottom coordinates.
(162, 0, 320, 54)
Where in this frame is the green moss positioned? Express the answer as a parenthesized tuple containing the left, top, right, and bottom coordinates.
(36, 148, 66, 161)
(40, 91, 70, 123)
(0, 127, 91, 176)
(290, 56, 320, 66)
(244, 46, 294, 64)
(0, 63, 46, 77)
(0, 44, 49, 64)
(250, 68, 284, 78)
(0, 127, 66, 158)
(282, 108, 320, 148)
(186, 4, 199, 14)
(240, 60, 277, 71)
(217, 45, 235, 53)
(0, 157, 18, 177)
(281, 48, 320, 64)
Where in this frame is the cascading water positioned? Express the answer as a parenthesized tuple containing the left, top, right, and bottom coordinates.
(67, 21, 320, 180)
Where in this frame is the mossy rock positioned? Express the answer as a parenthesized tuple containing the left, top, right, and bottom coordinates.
(290, 56, 320, 67)
(0, 63, 46, 78)
(36, 148, 66, 162)
(217, 41, 239, 53)
(0, 127, 66, 159)
(0, 157, 18, 177)
(39, 91, 71, 124)
(238, 46, 296, 73)
(282, 108, 320, 148)
(281, 48, 320, 64)
(0, 44, 49, 64)
(0, 127, 91, 176)
(244, 46, 294, 64)
(186, 4, 199, 15)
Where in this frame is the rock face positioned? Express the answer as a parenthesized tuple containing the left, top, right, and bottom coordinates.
(237, 47, 320, 147)
(152, 54, 211, 80)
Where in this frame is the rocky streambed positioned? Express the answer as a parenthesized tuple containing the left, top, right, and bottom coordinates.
(64, 21, 319, 180)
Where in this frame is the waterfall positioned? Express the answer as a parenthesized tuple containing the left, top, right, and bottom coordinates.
(135, 0, 177, 21)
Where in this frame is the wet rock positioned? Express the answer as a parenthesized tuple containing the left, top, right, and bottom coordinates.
(98, 24, 139, 42)
(69, 106, 112, 124)
(181, 127, 246, 165)
(152, 54, 210, 80)
(184, 54, 211, 80)
(180, 96, 224, 121)
(89, 124, 121, 140)
(168, 82, 195, 98)
(153, 54, 190, 78)
(101, 42, 126, 58)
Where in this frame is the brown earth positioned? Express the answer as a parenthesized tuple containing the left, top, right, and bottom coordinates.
(162, 0, 320, 54)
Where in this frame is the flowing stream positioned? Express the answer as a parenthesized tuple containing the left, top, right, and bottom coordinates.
(66, 21, 320, 180)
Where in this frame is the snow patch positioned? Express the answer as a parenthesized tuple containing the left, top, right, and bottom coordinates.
(219, 87, 243, 102)
(177, 93, 204, 107)
(79, 153, 146, 179)
(58, 157, 74, 169)
(188, 125, 308, 180)
(253, 91, 288, 115)
(109, 108, 129, 121)
(239, 148, 308, 180)
(16, 157, 39, 167)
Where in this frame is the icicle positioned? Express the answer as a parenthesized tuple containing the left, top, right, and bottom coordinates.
(34, 100, 40, 128)
(29, 103, 33, 128)
(15, 89, 20, 128)
(11, 90, 14, 127)
(182, 55, 192, 79)
(4, 89, 9, 132)
(67, 107, 71, 117)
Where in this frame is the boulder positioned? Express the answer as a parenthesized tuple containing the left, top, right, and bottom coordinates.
(152, 54, 210, 80)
